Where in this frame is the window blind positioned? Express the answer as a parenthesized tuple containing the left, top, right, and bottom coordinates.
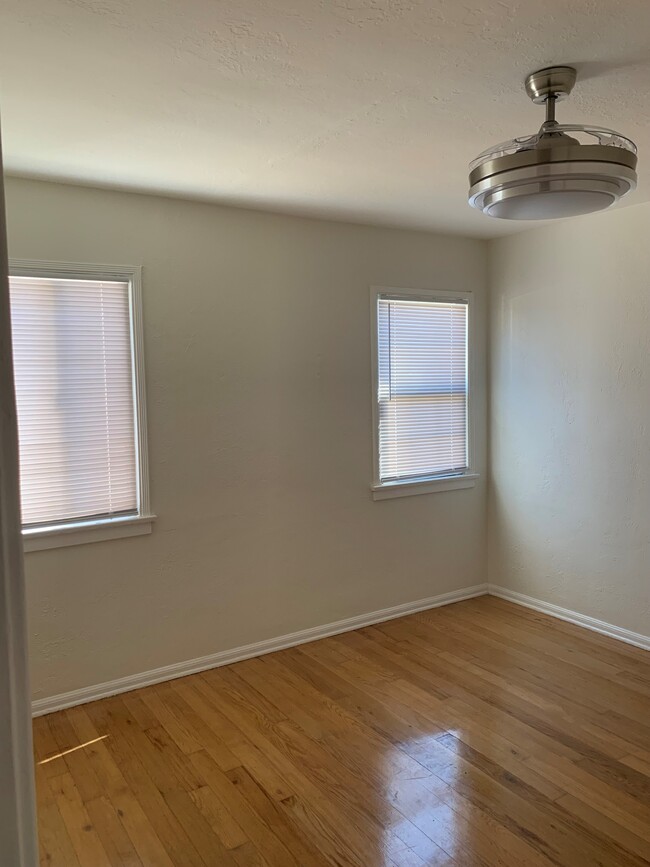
(377, 295, 468, 482)
(9, 275, 138, 527)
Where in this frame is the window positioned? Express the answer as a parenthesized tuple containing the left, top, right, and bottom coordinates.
(371, 287, 477, 500)
(9, 260, 153, 550)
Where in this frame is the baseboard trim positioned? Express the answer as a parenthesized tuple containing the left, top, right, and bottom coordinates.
(32, 583, 489, 717)
(32, 581, 649, 716)
(488, 584, 650, 651)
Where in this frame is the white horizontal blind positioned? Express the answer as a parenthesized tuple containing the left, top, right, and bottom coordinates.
(9, 275, 138, 527)
(377, 295, 468, 482)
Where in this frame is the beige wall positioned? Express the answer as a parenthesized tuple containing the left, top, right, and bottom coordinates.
(489, 202, 650, 636)
(5, 177, 488, 702)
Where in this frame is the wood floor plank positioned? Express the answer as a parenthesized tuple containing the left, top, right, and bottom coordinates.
(388, 772, 553, 867)
(433, 620, 650, 725)
(33, 597, 650, 866)
(432, 733, 650, 867)
(141, 684, 204, 754)
(622, 752, 650, 775)
(33, 714, 69, 781)
(196, 675, 429, 863)
(229, 840, 273, 867)
(365, 623, 650, 763)
(83, 795, 143, 867)
(35, 769, 83, 867)
(295, 639, 566, 801)
(197, 672, 418, 858)
(189, 784, 249, 850)
(46, 713, 106, 805)
(225, 764, 332, 866)
(84, 699, 210, 867)
(64, 705, 177, 867)
(37, 803, 82, 867)
(525, 752, 650, 839)
(188, 749, 312, 867)
(47, 771, 112, 867)
(208, 660, 561, 865)
(556, 793, 650, 863)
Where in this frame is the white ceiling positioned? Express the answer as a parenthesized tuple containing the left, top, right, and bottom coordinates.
(1, 0, 650, 238)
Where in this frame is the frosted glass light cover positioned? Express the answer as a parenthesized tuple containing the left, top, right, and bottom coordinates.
(486, 189, 617, 220)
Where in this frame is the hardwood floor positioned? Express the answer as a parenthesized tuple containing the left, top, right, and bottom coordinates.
(33, 596, 650, 866)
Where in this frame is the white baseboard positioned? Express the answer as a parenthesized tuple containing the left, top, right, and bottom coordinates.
(488, 584, 650, 651)
(32, 583, 489, 717)
(31, 581, 650, 717)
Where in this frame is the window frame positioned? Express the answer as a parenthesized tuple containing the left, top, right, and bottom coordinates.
(369, 285, 478, 501)
(9, 259, 154, 551)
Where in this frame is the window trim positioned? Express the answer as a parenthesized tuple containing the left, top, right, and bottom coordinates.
(9, 259, 155, 550)
(22, 514, 154, 553)
(369, 285, 477, 500)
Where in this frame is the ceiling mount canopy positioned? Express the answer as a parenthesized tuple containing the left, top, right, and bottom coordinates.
(468, 66, 638, 220)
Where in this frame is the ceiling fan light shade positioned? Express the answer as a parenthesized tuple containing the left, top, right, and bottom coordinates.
(468, 146, 637, 220)
(484, 188, 619, 221)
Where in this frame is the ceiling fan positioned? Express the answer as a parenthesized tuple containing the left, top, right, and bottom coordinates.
(468, 66, 637, 220)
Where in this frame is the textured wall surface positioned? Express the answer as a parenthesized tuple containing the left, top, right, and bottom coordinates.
(5, 177, 487, 701)
(489, 202, 650, 635)
(2, 0, 650, 237)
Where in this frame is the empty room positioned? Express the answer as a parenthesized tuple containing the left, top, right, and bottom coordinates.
(0, 1, 649, 865)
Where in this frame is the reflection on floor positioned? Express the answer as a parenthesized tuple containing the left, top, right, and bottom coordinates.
(33, 596, 650, 866)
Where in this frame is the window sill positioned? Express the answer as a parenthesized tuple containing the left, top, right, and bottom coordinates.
(371, 473, 479, 501)
(23, 514, 156, 553)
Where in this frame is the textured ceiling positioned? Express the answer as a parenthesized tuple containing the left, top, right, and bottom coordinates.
(1, 0, 650, 237)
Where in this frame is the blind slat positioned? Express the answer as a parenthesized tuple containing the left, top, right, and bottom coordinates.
(9, 274, 139, 526)
(377, 296, 468, 482)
